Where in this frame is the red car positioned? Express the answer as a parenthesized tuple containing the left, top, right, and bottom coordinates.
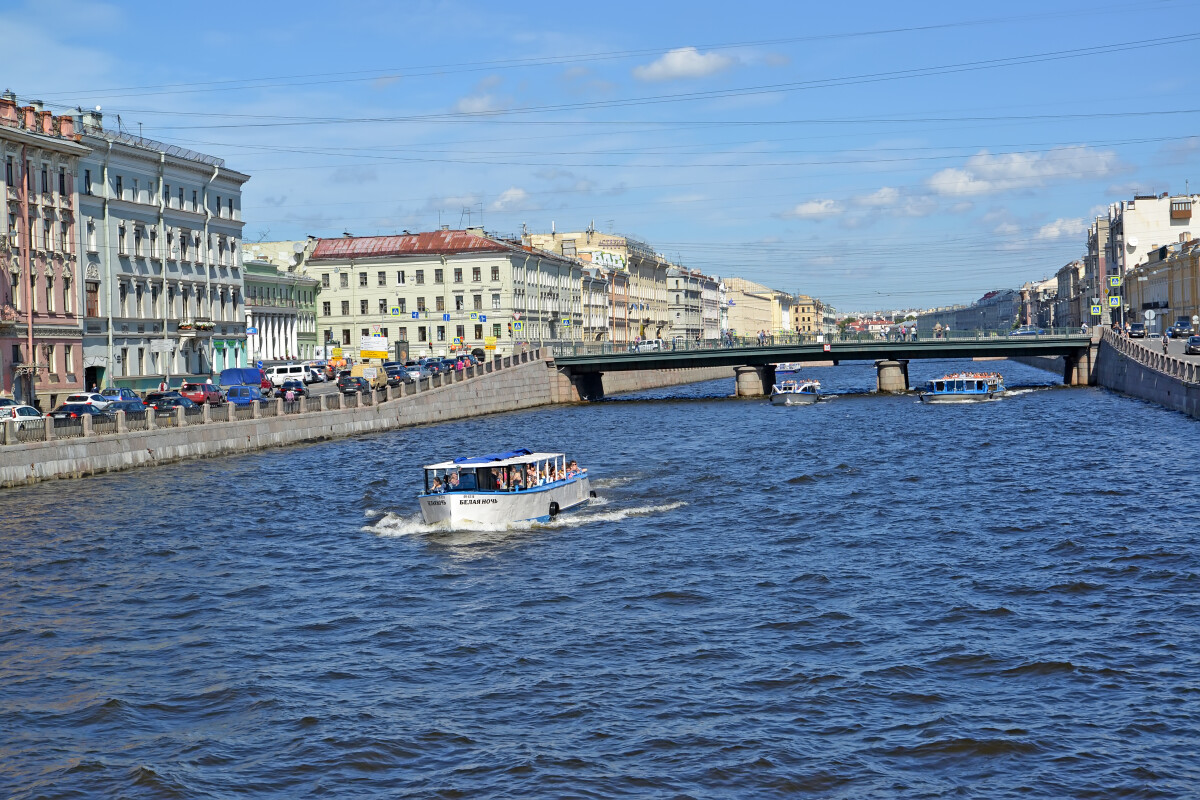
(180, 382, 225, 406)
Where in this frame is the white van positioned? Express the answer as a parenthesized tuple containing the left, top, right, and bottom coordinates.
(265, 363, 310, 386)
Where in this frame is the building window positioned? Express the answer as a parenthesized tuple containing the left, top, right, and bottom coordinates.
(472, 266, 481, 282)
(493, 323, 501, 338)
(63, 344, 72, 376)
(417, 297, 425, 312)
(492, 293, 500, 309)
(58, 167, 66, 196)
(454, 295, 464, 311)
(415, 269, 424, 285)
(5, 157, 12, 187)
(361, 328, 369, 338)
(192, 189, 198, 210)
(398, 326, 408, 341)
(114, 175, 122, 198)
(132, 178, 139, 202)
(45, 275, 54, 313)
(41, 166, 48, 195)
(342, 329, 351, 345)
(178, 187, 184, 207)
(473, 294, 483, 310)
(341, 300, 350, 315)
(63, 277, 72, 313)
(398, 297, 406, 313)
(453, 268, 462, 283)
(436, 326, 445, 341)
(322, 301, 331, 315)
(117, 224, 127, 255)
(228, 198, 233, 217)
(358, 272, 367, 287)
(491, 266, 500, 281)
(378, 298, 387, 314)
(377, 271, 386, 287)
(434, 268, 444, 283)
(359, 299, 368, 314)
(474, 324, 483, 339)
(435, 296, 445, 312)
(418, 326, 427, 341)
(456, 325, 465, 340)
(396, 270, 405, 285)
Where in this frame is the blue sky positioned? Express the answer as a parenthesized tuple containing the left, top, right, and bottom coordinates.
(5, 0, 1200, 311)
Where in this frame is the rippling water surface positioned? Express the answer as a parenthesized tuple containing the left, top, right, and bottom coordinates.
(3, 359, 1199, 798)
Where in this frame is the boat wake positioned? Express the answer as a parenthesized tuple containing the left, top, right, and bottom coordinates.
(369, 499, 686, 537)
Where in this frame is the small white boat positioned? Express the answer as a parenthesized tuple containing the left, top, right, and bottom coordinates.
(418, 448, 593, 526)
(917, 372, 1005, 404)
(770, 379, 821, 405)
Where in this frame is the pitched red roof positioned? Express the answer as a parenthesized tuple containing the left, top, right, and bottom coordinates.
(309, 230, 510, 261)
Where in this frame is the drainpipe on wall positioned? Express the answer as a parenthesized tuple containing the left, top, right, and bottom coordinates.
(19, 145, 34, 409)
(157, 150, 168, 379)
(201, 164, 218, 378)
(102, 140, 114, 388)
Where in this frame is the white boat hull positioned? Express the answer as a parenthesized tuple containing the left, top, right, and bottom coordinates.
(771, 391, 819, 405)
(918, 391, 996, 404)
(419, 475, 592, 526)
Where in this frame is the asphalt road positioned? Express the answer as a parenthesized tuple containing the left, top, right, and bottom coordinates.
(1127, 333, 1200, 361)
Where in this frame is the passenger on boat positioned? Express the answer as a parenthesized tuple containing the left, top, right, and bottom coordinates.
(430, 477, 444, 493)
(510, 468, 524, 491)
(567, 460, 578, 477)
(447, 471, 460, 491)
(493, 468, 507, 491)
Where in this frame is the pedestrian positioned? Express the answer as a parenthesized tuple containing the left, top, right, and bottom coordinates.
(205, 376, 213, 384)
(90, 382, 98, 392)
(900, 325, 907, 341)
(1081, 322, 1089, 335)
(284, 387, 295, 402)
(158, 378, 168, 392)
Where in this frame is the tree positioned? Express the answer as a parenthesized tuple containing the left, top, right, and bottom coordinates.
(837, 316, 857, 334)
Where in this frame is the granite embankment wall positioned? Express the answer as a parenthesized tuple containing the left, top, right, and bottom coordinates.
(0, 353, 735, 488)
(1094, 329, 1200, 419)
(1011, 355, 1066, 376)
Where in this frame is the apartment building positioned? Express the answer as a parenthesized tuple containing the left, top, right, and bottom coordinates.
(76, 109, 249, 390)
(306, 229, 582, 360)
(0, 93, 89, 409)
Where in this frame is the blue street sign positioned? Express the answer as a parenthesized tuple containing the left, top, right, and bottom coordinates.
(443, 313, 451, 321)
(469, 312, 478, 320)
(256, 360, 263, 369)
(480, 315, 486, 323)
(391, 307, 400, 316)
(411, 311, 419, 319)
(246, 326, 258, 335)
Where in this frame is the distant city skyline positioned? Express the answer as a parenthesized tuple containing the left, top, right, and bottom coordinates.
(6, 0, 1200, 309)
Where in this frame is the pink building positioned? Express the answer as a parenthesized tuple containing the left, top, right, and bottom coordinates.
(1, 92, 89, 409)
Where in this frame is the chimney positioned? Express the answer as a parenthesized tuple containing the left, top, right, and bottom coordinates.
(40, 110, 54, 134)
(81, 107, 103, 131)
(58, 115, 74, 137)
(1, 89, 15, 103)
(22, 105, 36, 129)
(30, 99, 43, 113)
(440, 224, 449, 231)
(0, 93, 17, 126)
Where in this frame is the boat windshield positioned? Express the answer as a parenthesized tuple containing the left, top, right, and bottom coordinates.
(423, 454, 583, 494)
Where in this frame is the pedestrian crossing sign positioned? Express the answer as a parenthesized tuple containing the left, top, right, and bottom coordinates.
(1108, 295, 1121, 308)
(469, 312, 478, 320)
(1091, 304, 1103, 316)
(561, 318, 571, 326)
(1109, 275, 1123, 288)
(391, 307, 400, 316)
(513, 321, 523, 331)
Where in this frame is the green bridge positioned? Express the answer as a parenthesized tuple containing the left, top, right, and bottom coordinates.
(549, 330, 1098, 399)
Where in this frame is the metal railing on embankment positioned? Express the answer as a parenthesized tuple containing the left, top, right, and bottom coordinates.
(1102, 328, 1200, 384)
(1, 348, 543, 447)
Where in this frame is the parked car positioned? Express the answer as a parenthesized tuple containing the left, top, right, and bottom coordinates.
(226, 385, 269, 406)
(275, 379, 308, 398)
(1129, 322, 1147, 338)
(100, 387, 139, 402)
(265, 363, 311, 386)
(1168, 316, 1194, 338)
(180, 382, 225, 406)
(143, 391, 182, 407)
(405, 365, 432, 381)
(64, 392, 113, 411)
(0, 404, 46, 429)
(146, 395, 198, 413)
(307, 367, 327, 383)
(337, 375, 370, 395)
(48, 403, 111, 419)
(383, 365, 408, 386)
(1185, 336, 1200, 355)
(0, 398, 17, 407)
(108, 399, 149, 414)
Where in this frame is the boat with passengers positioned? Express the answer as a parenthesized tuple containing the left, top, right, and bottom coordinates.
(770, 378, 822, 405)
(418, 448, 594, 526)
(917, 372, 1006, 404)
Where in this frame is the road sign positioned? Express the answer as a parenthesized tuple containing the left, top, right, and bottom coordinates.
(480, 315, 486, 323)
(331, 348, 342, 358)
(246, 326, 258, 335)
(1109, 275, 1123, 288)
(823, 343, 831, 352)
(513, 321, 523, 330)
(1108, 295, 1121, 308)
(1145, 309, 1156, 320)
(411, 311, 419, 319)
(469, 312, 478, 320)
(1090, 305, 1103, 316)
(561, 318, 571, 326)
(371, 324, 381, 335)
(360, 336, 389, 359)
(453, 337, 462, 345)
(391, 307, 400, 316)
(256, 360, 264, 369)
(484, 336, 497, 351)
(1193, 315, 1199, 326)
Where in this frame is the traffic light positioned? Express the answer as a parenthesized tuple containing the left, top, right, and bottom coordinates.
(507, 322, 513, 337)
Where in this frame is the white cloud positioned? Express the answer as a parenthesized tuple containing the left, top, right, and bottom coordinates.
(853, 187, 936, 218)
(454, 93, 503, 114)
(927, 146, 1119, 197)
(491, 187, 529, 211)
(857, 187, 900, 207)
(633, 47, 735, 81)
(1035, 218, 1087, 241)
(783, 199, 842, 219)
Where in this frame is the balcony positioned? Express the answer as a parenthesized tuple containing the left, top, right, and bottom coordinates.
(0, 303, 17, 331)
(177, 317, 215, 337)
(1171, 199, 1192, 220)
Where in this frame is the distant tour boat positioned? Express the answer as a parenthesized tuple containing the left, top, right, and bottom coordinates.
(770, 379, 821, 405)
(918, 372, 1005, 404)
(418, 448, 593, 526)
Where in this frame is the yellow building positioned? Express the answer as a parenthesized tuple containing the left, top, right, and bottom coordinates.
(1126, 239, 1200, 332)
(724, 277, 793, 337)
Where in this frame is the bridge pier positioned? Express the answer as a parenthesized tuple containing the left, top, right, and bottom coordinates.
(735, 364, 775, 397)
(1063, 333, 1100, 386)
(875, 359, 909, 393)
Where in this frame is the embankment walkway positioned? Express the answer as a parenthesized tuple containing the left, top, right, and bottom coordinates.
(0, 350, 733, 489)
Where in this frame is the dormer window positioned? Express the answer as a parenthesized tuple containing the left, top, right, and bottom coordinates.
(1171, 198, 1192, 220)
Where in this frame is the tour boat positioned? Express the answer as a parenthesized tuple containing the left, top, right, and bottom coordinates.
(418, 448, 594, 526)
(770, 379, 822, 405)
(917, 372, 1005, 404)
(774, 362, 804, 381)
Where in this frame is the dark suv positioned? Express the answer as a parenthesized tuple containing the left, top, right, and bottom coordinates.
(337, 375, 369, 394)
(1128, 322, 1146, 338)
(1168, 316, 1194, 338)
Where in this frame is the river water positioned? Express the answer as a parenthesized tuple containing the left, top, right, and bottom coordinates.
(3, 358, 1199, 798)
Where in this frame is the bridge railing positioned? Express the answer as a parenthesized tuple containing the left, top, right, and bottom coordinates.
(1102, 328, 1200, 384)
(547, 327, 1088, 357)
